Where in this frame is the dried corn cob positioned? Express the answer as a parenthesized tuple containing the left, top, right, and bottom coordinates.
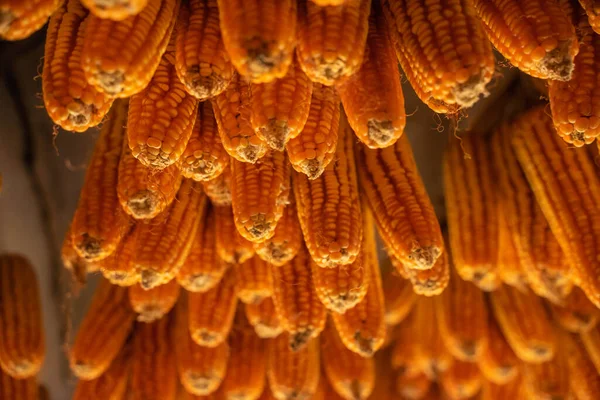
(490, 284, 555, 363)
(181, 101, 230, 182)
(175, 0, 234, 100)
(42, 0, 114, 132)
(218, 0, 297, 82)
(0, 369, 37, 400)
(311, 0, 348, 5)
(512, 106, 600, 307)
(128, 280, 180, 323)
(131, 316, 178, 400)
(267, 334, 320, 400)
(98, 224, 141, 287)
(472, 0, 579, 81)
(214, 205, 255, 264)
(73, 345, 132, 400)
(395, 372, 431, 400)
(70, 278, 136, 380)
(202, 170, 232, 206)
(481, 375, 523, 400)
(356, 133, 443, 270)
(132, 179, 206, 289)
(581, 326, 600, 373)
(245, 297, 283, 339)
(383, 272, 416, 326)
(522, 341, 570, 400)
(0, 0, 61, 40)
(234, 256, 274, 304)
(81, 0, 148, 20)
(444, 133, 500, 290)
(496, 207, 528, 291)
(272, 245, 327, 351)
(61, 225, 94, 286)
(296, 0, 370, 86)
(551, 287, 600, 333)
(402, 249, 450, 297)
(81, 0, 179, 97)
(477, 312, 519, 385)
(391, 312, 421, 378)
(249, 60, 313, 151)
(580, 0, 600, 34)
(188, 268, 237, 347)
(0, 254, 45, 379)
(211, 74, 268, 163)
(382, 0, 494, 112)
(286, 83, 340, 180)
(294, 112, 362, 267)
(565, 333, 600, 400)
(439, 359, 483, 400)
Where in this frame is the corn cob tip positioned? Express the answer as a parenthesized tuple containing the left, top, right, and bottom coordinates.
(140, 270, 169, 290)
(297, 159, 325, 181)
(67, 100, 95, 129)
(290, 330, 315, 352)
(244, 38, 287, 78)
(75, 233, 102, 260)
(540, 40, 576, 81)
(451, 70, 491, 108)
(258, 120, 291, 151)
(408, 246, 442, 270)
(354, 332, 377, 358)
(238, 143, 266, 164)
(243, 213, 273, 242)
(94, 70, 124, 96)
(366, 119, 398, 148)
(183, 67, 230, 100)
(181, 371, 221, 394)
(178, 274, 217, 293)
(125, 190, 162, 219)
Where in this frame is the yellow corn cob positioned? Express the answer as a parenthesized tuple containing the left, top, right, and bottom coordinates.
(132, 179, 206, 289)
(81, 0, 179, 98)
(579, 0, 600, 34)
(42, 0, 114, 132)
(581, 326, 600, 373)
(211, 73, 268, 163)
(175, 0, 234, 100)
(391, 312, 421, 378)
(472, 0, 579, 81)
(255, 198, 302, 267)
(234, 256, 274, 304)
(477, 312, 519, 385)
(285, 83, 340, 180)
(272, 245, 327, 351)
(402, 249, 450, 297)
(0, 255, 45, 379)
(181, 101, 230, 182)
(321, 320, 375, 400)
(128, 280, 180, 323)
(267, 334, 320, 400)
(0, 0, 61, 40)
(382, 0, 494, 113)
(496, 207, 528, 291)
(217, 0, 297, 83)
(356, 134, 443, 270)
(202, 169, 233, 206)
(383, 272, 416, 326)
(81, 0, 148, 20)
(551, 287, 600, 333)
(73, 345, 132, 400)
(0, 369, 37, 400)
(214, 205, 255, 264)
(294, 111, 362, 267)
(490, 284, 555, 363)
(70, 278, 136, 380)
(522, 341, 570, 400)
(296, 0, 370, 86)
(481, 375, 523, 400)
(61, 225, 95, 286)
(245, 297, 283, 339)
(395, 372, 431, 400)
(188, 268, 237, 347)
(565, 333, 600, 400)
(512, 106, 600, 307)
(131, 316, 178, 400)
(444, 134, 500, 291)
(98, 224, 141, 287)
(174, 296, 229, 396)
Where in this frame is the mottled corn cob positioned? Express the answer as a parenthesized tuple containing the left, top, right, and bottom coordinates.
(337, 6, 405, 148)
(214, 205, 255, 264)
(357, 133, 443, 270)
(70, 278, 135, 380)
(42, 0, 114, 132)
(272, 245, 327, 351)
(565, 333, 600, 400)
(477, 312, 519, 385)
(70, 99, 130, 261)
(294, 112, 362, 267)
(81, 0, 148, 20)
(286, 83, 340, 180)
(181, 101, 229, 182)
(383, 0, 494, 112)
(218, 0, 297, 82)
(523, 341, 570, 400)
(73, 345, 132, 400)
(580, 0, 600, 34)
(98, 224, 140, 286)
(81, 0, 179, 98)
(202, 169, 232, 206)
(0, 0, 61, 40)
(128, 280, 180, 323)
(402, 249, 450, 296)
(439, 359, 483, 400)
(0, 369, 37, 400)
(472, 0, 579, 81)
(296, 0, 370, 86)
(245, 297, 283, 339)
(395, 372, 431, 399)
(235, 256, 274, 304)
(582, 326, 600, 373)
(0, 255, 45, 379)
(255, 198, 302, 267)
(383, 272, 416, 326)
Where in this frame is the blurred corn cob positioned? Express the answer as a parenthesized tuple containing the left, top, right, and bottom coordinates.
(0, 0, 61, 40)
(81, 0, 148, 20)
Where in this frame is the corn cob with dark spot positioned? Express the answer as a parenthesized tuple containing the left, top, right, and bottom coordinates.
(565, 333, 600, 400)
(383, 272, 416, 326)
(581, 326, 600, 373)
(70, 278, 135, 380)
(234, 256, 274, 304)
(245, 297, 283, 339)
(81, 0, 148, 20)
(73, 344, 132, 400)
(402, 249, 449, 296)
(522, 340, 570, 400)
(255, 198, 302, 267)
(0, 254, 45, 379)
(81, 0, 179, 98)
(550, 287, 600, 333)
(214, 205, 255, 264)
(0, 369, 37, 400)
(0, 0, 61, 40)
(395, 372, 431, 399)
(128, 280, 180, 323)
(439, 359, 483, 400)
(202, 169, 232, 206)
(477, 312, 519, 385)
(98, 224, 141, 287)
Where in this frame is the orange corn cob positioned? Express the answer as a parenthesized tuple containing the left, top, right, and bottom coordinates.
(356, 134, 443, 271)
(383, 272, 416, 326)
(249, 60, 313, 151)
(439, 359, 483, 400)
(245, 297, 283, 339)
(481, 375, 523, 400)
(70, 278, 136, 380)
(42, 0, 114, 132)
(81, 0, 148, 20)
(188, 269, 238, 347)
(131, 316, 178, 400)
(61, 225, 95, 286)
(471, 0, 579, 81)
(395, 372, 431, 400)
(490, 284, 555, 363)
(211, 74, 268, 163)
(294, 112, 362, 267)
(382, 0, 494, 113)
(444, 133, 500, 290)
(267, 334, 320, 400)
(73, 345, 132, 400)
(0, 255, 45, 379)
(175, 0, 234, 100)
(255, 198, 302, 267)
(477, 312, 519, 385)
(523, 341, 570, 400)
(0, 369, 37, 400)
(217, 0, 297, 83)
(496, 208, 528, 291)
(512, 106, 600, 307)
(580, 0, 600, 34)
(321, 320, 375, 400)
(202, 169, 232, 206)
(413, 297, 453, 379)
(272, 245, 327, 351)
(214, 205, 255, 264)
(180, 101, 230, 182)
(174, 296, 229, 396)
(0, 0, 61, 40)
(98, 224, 141, 287)
(285, 83, 340, 180)
(551, 287, 600, 333)
(391, 312, 421, 378)
(581, 326, 600, 373)
(128, 280, 180, 323)
(81, 0, 179, 98)
(234, 256, 274, 304)
(402, 249, 450, 297)
(565, 334, 600, 400)
(296, 0, 370, 86)
(132, 179, 206, 289)
(311, 0, 349, 5)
